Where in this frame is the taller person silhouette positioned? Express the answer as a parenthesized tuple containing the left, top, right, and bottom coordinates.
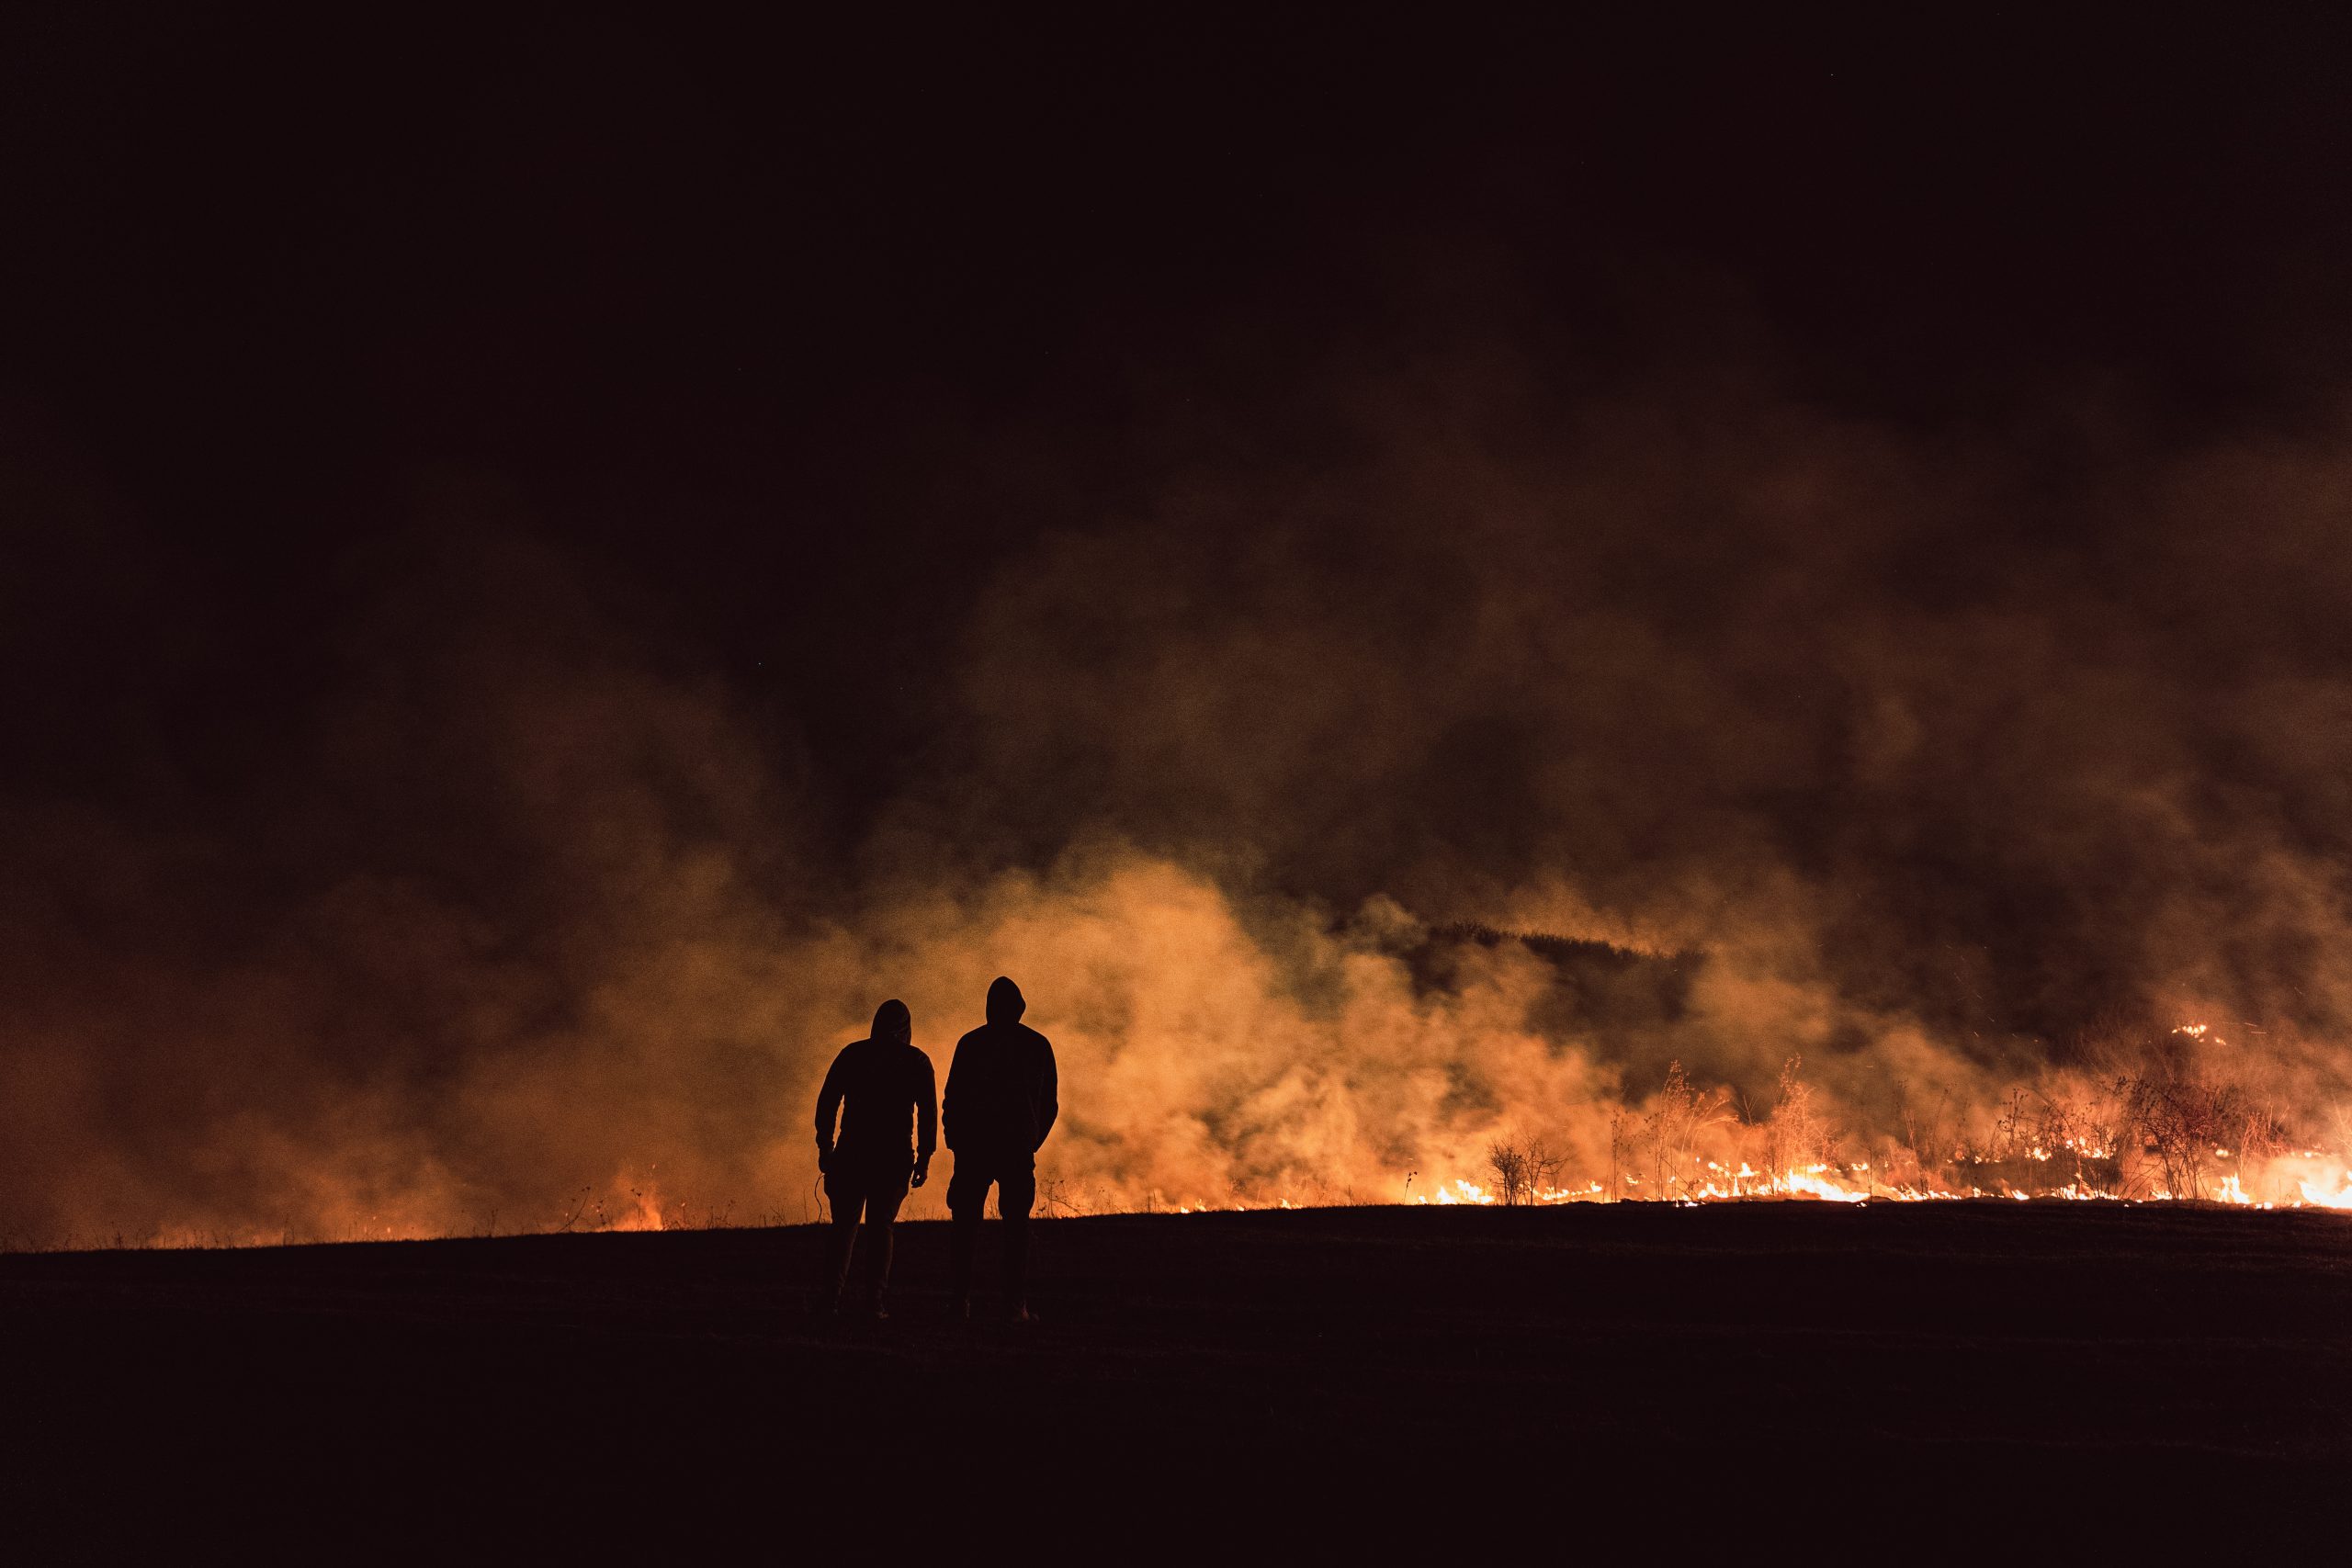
(814, 998, 936, 1319)
(944, 976, 1058, 1322)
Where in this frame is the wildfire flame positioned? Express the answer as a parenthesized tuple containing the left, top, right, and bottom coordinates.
(2298, 1172, 2352, 1209)
(1159, 1148, 2352, 1217)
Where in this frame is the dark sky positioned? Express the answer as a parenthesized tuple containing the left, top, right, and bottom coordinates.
(10, 12, 2352, 1234)
(14, 10, 2352, 816)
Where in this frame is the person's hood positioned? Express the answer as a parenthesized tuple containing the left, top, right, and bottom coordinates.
(871, 998, 911, 1045)
(985, 976, 1025, 1025)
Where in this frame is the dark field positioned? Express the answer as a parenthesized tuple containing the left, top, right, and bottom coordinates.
(5, 1202, 2346, 1554)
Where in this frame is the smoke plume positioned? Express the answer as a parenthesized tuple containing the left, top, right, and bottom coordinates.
(8, 370, 2352, 1241)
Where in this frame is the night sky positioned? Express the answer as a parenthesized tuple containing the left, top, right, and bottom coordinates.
(9, 13, 2352, 1236)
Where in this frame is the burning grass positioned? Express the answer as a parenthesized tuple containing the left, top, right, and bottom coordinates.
(1069, 1026, 2352, 1218)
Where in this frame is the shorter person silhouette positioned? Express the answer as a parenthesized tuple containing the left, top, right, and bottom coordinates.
(814, 998, 936, 1319)
(944, 976, 1058, 1321)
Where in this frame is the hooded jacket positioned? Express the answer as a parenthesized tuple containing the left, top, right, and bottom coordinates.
(944, 977, 1058, 1158)
(816, 999, 938, 1163)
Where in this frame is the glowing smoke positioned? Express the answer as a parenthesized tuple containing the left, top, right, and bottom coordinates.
(8, 380, 2352, 1240)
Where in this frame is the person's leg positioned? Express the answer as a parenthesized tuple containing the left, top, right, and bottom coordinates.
(859, 1161, 911, 1314)
(999, 1162, 1036, 1319)
(946, 1158, 989, 1315)
(822, 1171, 864, 1313)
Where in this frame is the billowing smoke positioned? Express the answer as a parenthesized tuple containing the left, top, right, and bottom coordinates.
(7, 374, 2352, 1243)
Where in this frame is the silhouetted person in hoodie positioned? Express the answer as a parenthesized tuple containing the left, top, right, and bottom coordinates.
(814, 998, 936, 1318)
(945, 976, 1057, 1321)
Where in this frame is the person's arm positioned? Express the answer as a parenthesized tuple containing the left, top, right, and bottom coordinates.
(914, 1053, 939, 1183)
(814, 1049, 848, 1171)
(1035, 1037, 1058, 1152)
(941, 1041, 964, 1154)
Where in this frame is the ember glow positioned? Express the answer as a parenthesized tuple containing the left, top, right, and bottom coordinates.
(19, 842, 2352, 1247)
(13, 783, 2352, 1247)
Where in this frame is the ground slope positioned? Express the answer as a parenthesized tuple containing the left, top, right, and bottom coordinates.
(4, 1202, 2346, 1553)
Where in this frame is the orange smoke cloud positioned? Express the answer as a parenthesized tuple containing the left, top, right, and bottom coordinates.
(11, 379, 2352, 1243)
